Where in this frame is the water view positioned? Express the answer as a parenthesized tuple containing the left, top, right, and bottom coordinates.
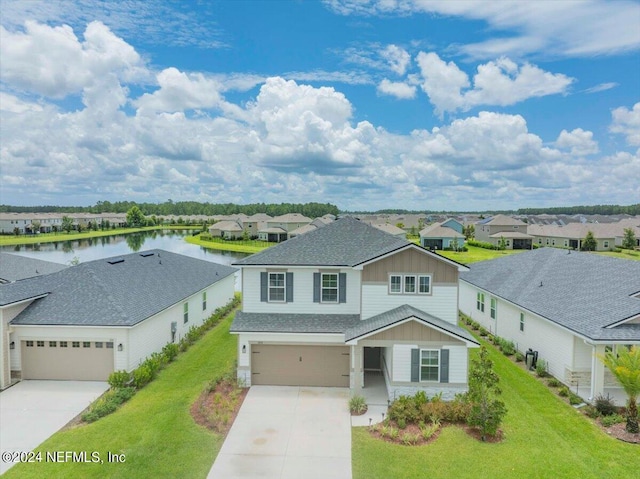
(1, 230, 248, 287)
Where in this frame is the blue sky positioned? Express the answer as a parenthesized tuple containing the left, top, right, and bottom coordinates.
(1, 0, 639, 211)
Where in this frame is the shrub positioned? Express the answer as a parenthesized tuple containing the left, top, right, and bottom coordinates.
(349, 395, 367, 415)
(444, 394, 472, 423)
(601, 414, 625, 427)
(536, 359, 548, 377)
(132, 363, 154, 388)
(584, 405, 600, 419)
(467, 240, 499, 250)
(569, 393, 583, 405)
(388, 395, 420, 424)
(421, 396, 448, 424)
(162, 343, 179, 362)
(82, 387, 135, 423)
(558, 386, 570, 397)
(419, 422, 440, 440)
(515, 352, 524, 363)
(478, 327, 488, 337)
(108, 370, 131, 389)
(397, 418, 407, 429)
(413, 390, 428, 407)
(401, 431, 420, 445)
(594, 394, 618, 416)
(547, 378, 562, 388)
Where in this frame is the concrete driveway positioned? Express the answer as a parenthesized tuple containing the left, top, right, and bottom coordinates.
(0, 380, 109, 474)
(209, 386, 351, 479)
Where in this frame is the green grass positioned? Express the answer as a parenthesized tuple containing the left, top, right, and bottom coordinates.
(596, 250, 640, 261)
(0, 226, 199, 246)
(185, 233, 272, 253)
(352, 340, 639, 479)
(5, 309, 238, 479)
(437, 245, 526, 264)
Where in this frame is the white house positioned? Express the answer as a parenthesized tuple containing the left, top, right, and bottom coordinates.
(459, 248, 640, 403)
(0, 250, 236, 389)
(231, 217, 478, 401)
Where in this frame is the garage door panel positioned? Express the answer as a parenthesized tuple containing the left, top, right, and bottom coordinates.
(252, 345, 349, 387)
(21, 341, 114, 381)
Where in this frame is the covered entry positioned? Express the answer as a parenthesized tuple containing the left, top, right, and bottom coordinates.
(251, 344, 350, 387)
(21, 340, 114, 380)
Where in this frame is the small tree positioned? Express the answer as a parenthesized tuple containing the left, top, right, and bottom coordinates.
(622, 228, 637, 250)
(464, 224, 475, 240)
(599, 346, 640, 433)
(467, 346, 507, 441)
(31, 220, 41, 234)
(418, 218, 426, 232)
(582, 231, 597, 251)
(61, 215, 74, 234)
(498, 236, 507, 251)
(126, 206, 146, 228)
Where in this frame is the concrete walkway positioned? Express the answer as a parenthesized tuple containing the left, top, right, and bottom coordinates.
(209, 386, 352, 479)
(0, 380, 109, 474)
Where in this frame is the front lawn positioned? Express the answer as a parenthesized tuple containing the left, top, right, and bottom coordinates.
(185, 233, 271, 253)
(352, 341, 639, 479)
(437, 245, 525, 264)
(5, 308, 238, 479)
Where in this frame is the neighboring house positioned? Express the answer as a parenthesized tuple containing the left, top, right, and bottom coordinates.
(243, 213, 272, 238)
(0, 250, 236, 389)
(209, 220, 244, 239)
(459, 248, 640, 403)
(440, 218, 464, 234)
(371, 223, 407, 238)
(258, 213, 313, 242)
(528, 222, 638, 251)
(475, 214, 532, 249)
(231, 217, 478, 401)
(288, 217, 334, 239)
(0, 253, 68, 284)
(419, 221, 466, 250)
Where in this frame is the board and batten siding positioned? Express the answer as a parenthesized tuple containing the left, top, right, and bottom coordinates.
(459, 280, 576, 381)
(242, 267, 361, 314)
(362, 248, 458, 284)
(129, 274, 235, 369)
(361, 284, 458, 322)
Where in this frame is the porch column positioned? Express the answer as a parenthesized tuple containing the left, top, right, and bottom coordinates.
(351, 345, 364, 394)
(590, 344, 606, 401)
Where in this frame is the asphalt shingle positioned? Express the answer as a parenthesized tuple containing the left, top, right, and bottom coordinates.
(231, 311, 361, 334)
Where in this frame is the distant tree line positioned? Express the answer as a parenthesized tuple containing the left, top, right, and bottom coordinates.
(516, 204, 640, 216)
(0, 201, 340, 218)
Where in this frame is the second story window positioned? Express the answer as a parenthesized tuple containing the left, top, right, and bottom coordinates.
(321, 273, 338, 303)
(389, 274, 432, 295)
(404, 275, 416, 293)
(268, 272, 286, 302)
(390, 275, 402, 293)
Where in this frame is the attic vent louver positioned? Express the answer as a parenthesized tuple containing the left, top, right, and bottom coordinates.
(107, 258, 124, 265)
(140, 252, 155, 257)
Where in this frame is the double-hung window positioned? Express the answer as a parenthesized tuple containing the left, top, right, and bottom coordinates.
(202, 291, 207, 311)
(418, 275, 431, 294)
(519, 312, 525, 332)
(389, 275, 402, 294)
(490, 298, 497, 319)
(420, 350, 439, 382)
(404, 275, 416, 293)
(477, 292, 485, 312)
(268, 272, 286, 302)
(321, 273, 338, 303)
(183, 303, 189, 324)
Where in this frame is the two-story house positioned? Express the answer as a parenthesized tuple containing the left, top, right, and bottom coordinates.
(475, 214, 533, 249)
(231, 217, 478, 400)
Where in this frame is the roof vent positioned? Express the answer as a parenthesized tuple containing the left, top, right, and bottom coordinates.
(107, 258, 124, 265)
(539, 281, 543, 287)
(140, 252, 155, 257)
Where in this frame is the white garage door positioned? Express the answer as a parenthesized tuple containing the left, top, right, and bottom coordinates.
(252, 344, 350, 387)
(21, 340, 114, 381)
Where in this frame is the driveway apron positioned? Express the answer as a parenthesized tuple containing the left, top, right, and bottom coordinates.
(209, 386, 352, 479)
(0, 380, 109, 474)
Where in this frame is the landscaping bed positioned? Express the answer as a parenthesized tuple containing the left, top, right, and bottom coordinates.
(191, 372, 249, 436)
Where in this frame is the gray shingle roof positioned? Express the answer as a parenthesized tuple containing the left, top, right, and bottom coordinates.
(344, 304, 479, 343)
(234, 216, 410, 266)
(231, 311, 361, 334)
(460, 248, 640, 341)
(0, 253, 68, 283)
(5, 250, 237, 327)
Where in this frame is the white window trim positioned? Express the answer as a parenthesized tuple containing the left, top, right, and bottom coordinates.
(202, 291, 207, 311)
(183, 302, 189, 323)
(320, 272, 339, 303)
(519, 312, 525, 332)
(490, 297, 497, 320)
(418, 275, 432, 294)
(404, 275, 417, 294)
(477, 292, 485, 312)
(419, 349, 440, 382)
(268, 272, 286, 303)
(389, 274, 402, 294)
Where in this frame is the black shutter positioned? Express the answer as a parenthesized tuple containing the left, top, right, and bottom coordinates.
(411, 349, 420, 382)
(440, 349, 449, 383)
(338, 272, 347, 303)
(286, 272, 294, 302)
(260, 272, 268, 302)
(313, 273, 320, 303)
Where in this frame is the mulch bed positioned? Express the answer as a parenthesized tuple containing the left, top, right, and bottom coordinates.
(603, 422, 640, 444)
(190, 380, 248, 436)
(368, 421, 501, 446)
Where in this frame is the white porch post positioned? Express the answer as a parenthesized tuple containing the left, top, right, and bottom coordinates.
(590, 344, 606, 401)
(351, 345, 364, 394)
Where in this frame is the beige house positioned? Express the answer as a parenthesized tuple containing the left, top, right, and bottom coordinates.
(528, 220, 640, 251)
(209, 220, 244, 239)
(475, 214, 532, 249)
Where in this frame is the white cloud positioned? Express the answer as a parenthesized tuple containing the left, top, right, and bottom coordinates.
(610, 102, 640, 146)
(583, 82, 618, 94)
(324, 0, 640, 59)
(555, 128, 599, 156)
(377, 79, 416, 99)
(0, 20, 144, 98)
(0, 93, 43, 113)
(381, 44, 411, 75)
(416, 52, 573, 115)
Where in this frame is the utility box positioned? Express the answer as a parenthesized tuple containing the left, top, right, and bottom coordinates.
(525, 349, 538, 370)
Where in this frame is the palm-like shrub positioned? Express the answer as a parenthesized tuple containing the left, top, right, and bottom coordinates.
(599, 346, 640, 433)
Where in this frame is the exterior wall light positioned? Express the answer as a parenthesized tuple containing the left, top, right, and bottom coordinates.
(118, 343, 124, 352)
